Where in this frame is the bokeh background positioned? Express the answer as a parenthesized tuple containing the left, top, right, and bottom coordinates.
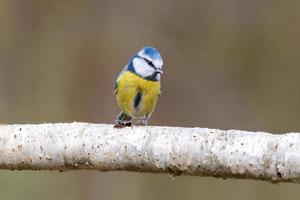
(1, 0, 300, 199)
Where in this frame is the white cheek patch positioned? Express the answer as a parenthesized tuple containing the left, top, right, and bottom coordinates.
(132, 58, 155, 77)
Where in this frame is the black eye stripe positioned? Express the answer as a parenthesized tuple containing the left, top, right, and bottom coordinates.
(144, 58, 154, 67)
(136, 55, 158, 70)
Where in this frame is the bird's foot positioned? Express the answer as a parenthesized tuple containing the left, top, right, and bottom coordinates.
(136, 119, 148, 126)
(114, 122, 132, 128)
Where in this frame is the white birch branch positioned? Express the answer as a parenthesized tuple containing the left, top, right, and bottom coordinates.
(0, 122, 299, 183)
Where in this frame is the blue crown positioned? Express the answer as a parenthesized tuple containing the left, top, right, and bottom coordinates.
(140, 46, 162, 61)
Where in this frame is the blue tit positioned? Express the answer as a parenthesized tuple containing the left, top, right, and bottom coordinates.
(114, 46, 163, 128)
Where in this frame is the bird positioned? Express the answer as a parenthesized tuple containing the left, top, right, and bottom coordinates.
(114, 46, 163, 128)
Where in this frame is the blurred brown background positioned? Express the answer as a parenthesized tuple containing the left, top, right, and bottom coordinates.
(1, 0, 300, 199)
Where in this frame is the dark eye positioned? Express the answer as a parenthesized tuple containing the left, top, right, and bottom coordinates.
(145, 59, 154, 67)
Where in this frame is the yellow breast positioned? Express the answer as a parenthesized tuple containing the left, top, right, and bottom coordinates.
(116, 71, 161, 118)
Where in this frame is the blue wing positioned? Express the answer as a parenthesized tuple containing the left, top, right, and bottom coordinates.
(114, 65, 128, 94)
(114, 81, 118, 94)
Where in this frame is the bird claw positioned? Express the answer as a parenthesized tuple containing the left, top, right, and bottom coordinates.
(114, 122, 132, 128)
(136, 119, 147, 126)
(125, 122, 132, 127)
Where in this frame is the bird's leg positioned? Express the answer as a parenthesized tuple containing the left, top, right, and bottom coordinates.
(136, 115, 149, 126)
(114, 112, 132, 128)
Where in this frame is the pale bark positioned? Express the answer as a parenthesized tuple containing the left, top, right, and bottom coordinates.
(0, 122, 299, 183)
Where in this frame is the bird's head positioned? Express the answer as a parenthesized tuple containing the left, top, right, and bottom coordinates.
(128, 46, 163, 81)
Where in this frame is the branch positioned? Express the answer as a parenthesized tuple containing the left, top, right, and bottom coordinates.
(0, 123, 299, 183)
